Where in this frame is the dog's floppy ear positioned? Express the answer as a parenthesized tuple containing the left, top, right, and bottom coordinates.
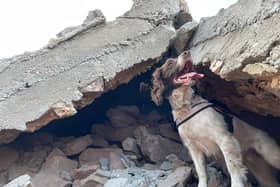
(151, 68, 165, 106)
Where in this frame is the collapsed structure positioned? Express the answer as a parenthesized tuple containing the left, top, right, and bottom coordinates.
(0, 0, 280, 186)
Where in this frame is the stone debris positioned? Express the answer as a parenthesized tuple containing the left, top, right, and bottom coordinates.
(106, 105, 140, 127)
(121, 137, 141, 156)
(0, 0, 279, 186)
(0, 147, 19, 172)
(0, 0, 185, 145)
(72, 165, 99, 180)
(73, 172, 107, 187)
(134, 126, 184, 163)
(158, 166, 192, 187)
(91, 135, 109, 148)
(62, 135, 93, 156)
(0, 104, 260, 186)
(3, 174, 33, 187)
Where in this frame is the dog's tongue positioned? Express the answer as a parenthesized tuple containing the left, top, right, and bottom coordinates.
(174, 72, 204, 85)
(180, 72, 204, 79)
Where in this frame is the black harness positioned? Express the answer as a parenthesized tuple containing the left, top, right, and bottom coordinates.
(176, 101, 234, 133)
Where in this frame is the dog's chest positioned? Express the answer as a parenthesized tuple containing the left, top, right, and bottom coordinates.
(178, 122, 220, 156)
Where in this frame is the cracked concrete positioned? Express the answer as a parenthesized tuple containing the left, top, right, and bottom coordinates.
(2, 0, 279, 144)
(0, 0, 192, 144)
(190, 0, 280, 116)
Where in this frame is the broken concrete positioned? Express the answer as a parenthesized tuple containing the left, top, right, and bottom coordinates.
(158, 166, 192, 187)
(134, 126, 184, 163)
(0, 0, 187, 144)
(189, 0, 280, 116)
(62, 135, 93, 156)
(3, 174, 33, 187)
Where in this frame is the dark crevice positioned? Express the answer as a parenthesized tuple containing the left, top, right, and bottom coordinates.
(29, 50, 176, 138)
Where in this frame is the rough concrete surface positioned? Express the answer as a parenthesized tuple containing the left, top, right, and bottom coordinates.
(0, 0, 188, 144)
(190, 0, 280, 116)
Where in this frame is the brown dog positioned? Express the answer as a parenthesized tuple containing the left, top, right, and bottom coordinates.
(151, 51, 280, 187)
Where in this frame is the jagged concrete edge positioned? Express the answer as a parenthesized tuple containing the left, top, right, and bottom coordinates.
(0, 0, 186, 144)
(189, 0, 280, 116)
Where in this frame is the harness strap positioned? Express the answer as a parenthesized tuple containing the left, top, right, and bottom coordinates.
(176, 102, 234, 133)
(176, 102, 214, 128)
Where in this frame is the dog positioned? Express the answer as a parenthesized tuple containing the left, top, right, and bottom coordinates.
(151, 51, 280, 187)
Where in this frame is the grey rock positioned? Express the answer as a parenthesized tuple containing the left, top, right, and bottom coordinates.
(92, 124, 137, 142)
(134, 126, 184, 163)
(72, 164, 99, 180)
(0, 0, 180, 144)
(158, 123, 181, 142)
(73, 172, 107, 187)
(189, 0, 280, 116)
(102, 168, 169, 187)
(0, 147, 19, 172)
(106, 105, 140, 127)
(158, 166, 192, 187)
(99, 158, 110, 171)
(207, 166, 230, 187)
(91, 135, 109, 148)
(160, 161, 173, 171)
(62, 135, 93, 156)
(3, 174, 33, 187)
(174, 21, 198, 53)
(32, 152, 78, 187)
(104, 178, 128, 187)
(191, 0, 280, 46)
(122, 137, 141, 156)
(79, 148, 125, 170)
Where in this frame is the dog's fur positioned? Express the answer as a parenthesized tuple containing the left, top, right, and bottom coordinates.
(151, 51, 280, 187)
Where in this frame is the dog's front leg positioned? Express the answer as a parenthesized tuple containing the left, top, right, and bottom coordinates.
(187, 143, 207, 187)
(217, 134, 247, 187)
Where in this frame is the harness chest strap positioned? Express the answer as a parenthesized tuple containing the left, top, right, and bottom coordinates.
(176, 102, 214, 128)
(176, 102, 234, 133)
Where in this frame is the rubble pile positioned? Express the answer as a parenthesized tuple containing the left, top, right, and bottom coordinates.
(0, 105, 232, 187)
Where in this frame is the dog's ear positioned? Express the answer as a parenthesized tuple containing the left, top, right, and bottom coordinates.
(151, 68, 165, 106)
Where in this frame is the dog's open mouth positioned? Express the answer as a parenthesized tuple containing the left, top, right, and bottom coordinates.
(174, 60, 204, 85)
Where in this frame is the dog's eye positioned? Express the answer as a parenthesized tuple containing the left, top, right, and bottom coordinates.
(168, 62, 174, 67)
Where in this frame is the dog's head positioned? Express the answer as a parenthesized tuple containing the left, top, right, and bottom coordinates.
(151, 51, 204, 106)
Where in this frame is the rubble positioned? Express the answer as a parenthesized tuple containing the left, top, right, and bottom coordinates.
(134, 126, 184, 163)
(62, 135, 93, 156)
(0, 0, 280, 186)
(190, 0, 280, 116)
(3, 174, 33, 187)
(158, 166, 192, 187)
(0, 105, 261, 186)
(0, 0, 185, 144)
(0, 147, 19, 172)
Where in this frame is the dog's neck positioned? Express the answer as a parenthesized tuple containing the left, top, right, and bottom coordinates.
(167, 86, 207, 124)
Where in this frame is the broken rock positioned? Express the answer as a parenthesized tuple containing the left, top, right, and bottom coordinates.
(3, 174, 33, 187)
(106, 105, 140, 127)
(63, 135, 93, 156)
(0, 147, 19, 172)
(174, 21, 198, 53)
(121, 137, 141, 156)
(73, 172, 107, 187)
(0, 0, 178, 144)
(158, 166, 192, 187)
(159, 123, 181, 142)
(134, 126, 184, 163)
(72, 165, 99, 180)
(32, 151, 78, 187)
(91, 135, 109, 148)
(79, 148, 125, 170)
(92, 124, 136, 142)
